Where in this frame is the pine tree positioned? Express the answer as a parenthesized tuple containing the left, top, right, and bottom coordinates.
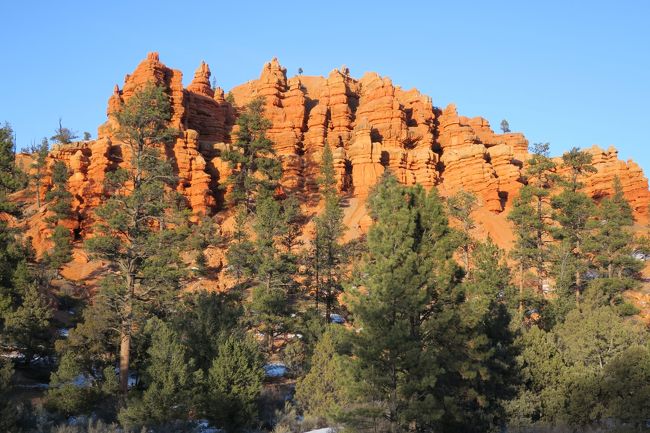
(44, 160, 74, 271)
(0, 122, 22, 211)
(4, 272, 53, 365)
(457, 238, 518, 431)
(45, 160, 73, 221)
(50, 118, 78, 145)
(561, 147, 597, 193)
(226, 205, 255, 284)
(84, 82, 188, 397)
(221, 97, 281, 210)
(551, 147, 596, 309)
(447, 189, 478, 278)
(0, 358, 16, 429)
(173, 290, 243, 373)
(346, 173, 462, 432)
(29, 138, 49, 208)
(312, 143, 345, 321)
(204, 334, 265, 432)
(118, 318, 197, 430)
(500, 119, 510, 133)
(585, 177, 638, 279)
(508, 143, 557, 312)
(246, 192, 300, 352)
(601, 345, 650, 428)
(296, 327, 352, 423)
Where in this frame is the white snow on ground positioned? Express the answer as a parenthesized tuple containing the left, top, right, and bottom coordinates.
(264, 362, 288, 378)
(303, 428, 335, 433)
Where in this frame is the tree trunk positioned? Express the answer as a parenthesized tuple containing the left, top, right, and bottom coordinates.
(119, 270, 135, 399)
(575, 240, 581, 310)
(463, 245, 470, 280)
(519, 262, 524, 317)
(119, 325, 131, 397)
(314, 244, 320, 314)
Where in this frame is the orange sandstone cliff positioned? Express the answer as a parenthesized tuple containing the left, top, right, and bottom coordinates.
(22, 52, 650, 254)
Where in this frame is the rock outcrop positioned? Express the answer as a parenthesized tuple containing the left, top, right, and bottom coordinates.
(29, 53, 649, 250)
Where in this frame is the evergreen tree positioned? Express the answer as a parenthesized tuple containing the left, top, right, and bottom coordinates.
(226, 204, 255, 284)
(118, 318, 197, 430)
(585, 177, 639, 279)
(508, 143, 557, 313)
(296, 327, 352, 423)
(601, 345, 650, 428)
(561, 147, 598, 193)
(84, 82, 188, 397)
(0, 356, 31, 432)
(447, 189, 478, 278)
(45, 352, 110, 417)
(204, 334, 265, 432)
(312, 144, 345, 321)
(551, 147, 596, 309)
(441, 238, 518, 432)
(3, 270, 53, 365)
(0, 358, 18, 432)
(44, 160, 74, 271)
(246, 192, 300, 352)
(346, 173, 462, 433)
(0, 122, 22, 211)
(500, 119, 510, 133)
(50, 118, 78, 145)
(221, 97, 281, 210)
(45, 160, 73, 222)
(29, 138, 49, 208)
(173, 290, 243, 373)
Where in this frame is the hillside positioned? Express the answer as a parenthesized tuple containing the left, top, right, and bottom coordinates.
(14, 52, 649, 262)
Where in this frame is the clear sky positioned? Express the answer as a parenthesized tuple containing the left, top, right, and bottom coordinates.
(2, 0, 649, 173)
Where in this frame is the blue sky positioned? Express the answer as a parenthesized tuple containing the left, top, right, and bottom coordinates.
(2, 0, 649, 173)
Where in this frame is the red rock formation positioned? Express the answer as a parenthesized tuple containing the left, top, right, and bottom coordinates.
(25, 53, 649, 256)
(559, 146, 650, 219)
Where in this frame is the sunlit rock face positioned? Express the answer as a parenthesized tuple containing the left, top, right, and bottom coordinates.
(28, 52, 649, 250)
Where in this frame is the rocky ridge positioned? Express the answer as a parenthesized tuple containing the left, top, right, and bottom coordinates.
(23, 52, 650, 251)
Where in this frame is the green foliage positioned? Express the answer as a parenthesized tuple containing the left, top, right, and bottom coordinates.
(601, 345, 650, 427)
(346, 173, 467, 432)
(226, 205, 255, 283)
(296, 328, 352, 423)
(45, 225, 73, 271)
(561, 147, 598, 192)
(508, 304, 648, 428)
(0, 357, 24, 433)
(447, 189, 478, 276)
(550, 147, 597, 309)
(118, 318, 197, 430)
(3, 276, 53, 364)
(29, 137, 49, 207)
(83, 82, 189, 396)
(0, 122, 25, 210)
(173, 290, 243, 373)
(45, 160, 73, 222)
(509, 143, 557, 299)
(585, 177, 640, 279)
(221, 97, 281, 209)
(312, 143, 345, 321)
(46, 352, 101, 416)
(555, 306, 645, 369)
(203, 334, 265, 432)
(51, 118, 78, 145)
